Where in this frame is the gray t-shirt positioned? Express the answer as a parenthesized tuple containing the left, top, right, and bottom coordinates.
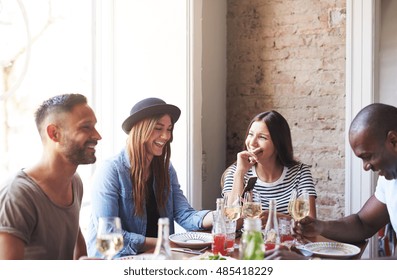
(0, 170, 83, 259)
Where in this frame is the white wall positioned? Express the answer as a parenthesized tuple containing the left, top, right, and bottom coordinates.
(94, 0, 227, 212)
(201, 0, 227, 209)
(347, 0, 397, 258)
(378, 0, 397, 106)
(94, 0, 189, 192)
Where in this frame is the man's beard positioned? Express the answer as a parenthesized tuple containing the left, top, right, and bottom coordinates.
(62, 140, 97, 165)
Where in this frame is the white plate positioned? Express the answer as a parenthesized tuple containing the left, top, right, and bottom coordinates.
(169, 232, 213, 249)
(303, 242, 360, 258)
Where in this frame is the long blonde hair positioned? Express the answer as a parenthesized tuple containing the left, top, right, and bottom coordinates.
(126, 115, 172, 216)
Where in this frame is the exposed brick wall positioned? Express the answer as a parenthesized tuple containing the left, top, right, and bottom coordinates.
(226, 0, 346, 219)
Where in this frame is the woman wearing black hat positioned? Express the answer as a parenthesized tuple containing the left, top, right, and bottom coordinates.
(86, 97, 212, 258)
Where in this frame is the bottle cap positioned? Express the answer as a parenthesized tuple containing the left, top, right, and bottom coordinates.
(216, 198, 225, 204)
(269, 199, 277, 207)
(158, 217, 169, 225)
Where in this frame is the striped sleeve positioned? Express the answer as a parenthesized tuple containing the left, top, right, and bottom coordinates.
(222, 163, 255, 194)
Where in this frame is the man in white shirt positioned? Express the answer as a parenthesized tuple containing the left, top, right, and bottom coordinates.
(266, 103, 397, 260)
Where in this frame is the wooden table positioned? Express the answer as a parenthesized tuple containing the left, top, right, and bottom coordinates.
(168, 233, 368, 260)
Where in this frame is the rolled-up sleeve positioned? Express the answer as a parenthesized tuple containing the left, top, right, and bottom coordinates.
(168, 165, 210, 230)
(88, 158, 146, 257)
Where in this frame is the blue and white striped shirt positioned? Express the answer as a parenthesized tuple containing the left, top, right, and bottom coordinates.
(222, 163, 317, 214)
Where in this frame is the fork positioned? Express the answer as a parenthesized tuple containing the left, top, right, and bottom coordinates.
(170, 246, 208, 255)
(295, 245, 313, 257)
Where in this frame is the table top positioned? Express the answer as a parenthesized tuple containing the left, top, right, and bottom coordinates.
(167, 232, 368, 260)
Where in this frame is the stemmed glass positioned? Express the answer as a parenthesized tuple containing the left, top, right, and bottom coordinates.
(96, 216, 124, 260)
(223, 192, 242, 254)
(287, 188, 297, 219)
(223, 192, 242, 221)
(242, 191, 262, 218)
(292, 191, 310, 221)
(288, 189, 310, 245)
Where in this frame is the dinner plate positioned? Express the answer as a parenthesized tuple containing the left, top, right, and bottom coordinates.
(169, 232, 213, 249)
(303, 242, 360, 258)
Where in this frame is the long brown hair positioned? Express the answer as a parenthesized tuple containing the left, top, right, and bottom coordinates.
(126, 115, 172, 216)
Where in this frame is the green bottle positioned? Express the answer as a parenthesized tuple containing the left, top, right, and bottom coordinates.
(240, 218, 265, 260)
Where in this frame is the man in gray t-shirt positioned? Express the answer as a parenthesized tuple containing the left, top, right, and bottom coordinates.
(0, 93, 102, 260)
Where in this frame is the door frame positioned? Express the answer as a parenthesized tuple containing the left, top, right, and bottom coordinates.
(345, 0, 379, 258)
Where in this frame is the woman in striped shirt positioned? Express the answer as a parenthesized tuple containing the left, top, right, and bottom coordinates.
(222, 110, 317, 223)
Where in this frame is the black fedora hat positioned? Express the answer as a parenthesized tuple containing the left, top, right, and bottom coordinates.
(122, 97, 181, 134)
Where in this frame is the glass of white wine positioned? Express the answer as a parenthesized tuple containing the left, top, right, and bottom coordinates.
(223, 192, 242, 221)
(242, 191, 262, 218)
(292, 191, 310, 221)
(96, 216, 124, 260)
(222, 192, 241, 254)
(287, 188, 297, 218)
(288, 189, 310, 245)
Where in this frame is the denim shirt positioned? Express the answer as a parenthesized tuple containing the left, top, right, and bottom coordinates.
(87, 149, 210, 257)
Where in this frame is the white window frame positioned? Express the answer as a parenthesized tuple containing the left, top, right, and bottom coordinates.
(92, 0, 203, 209)
(345, 0, 378, 258)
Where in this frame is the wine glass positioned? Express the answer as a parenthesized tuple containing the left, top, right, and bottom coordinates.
(96, 216, 124, 260)
(223, 192, 242, 221)
(288, 189, 310, 245)
(242, 191, 262, 218)
(287, 188, 297, 218)
(223, 192, 241, 254)
(292, 191, 310, 221)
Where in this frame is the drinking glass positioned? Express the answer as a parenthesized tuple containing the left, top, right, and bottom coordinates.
(224, 219, 237, 255)
(287, 189, 298, 245)
(96, 216, 124, 260)
(223, 192, 241, 254)
(291, 191, 310, 221)
(278, 217, 294, 247)
(211, 211, 227, 256)
(242, 191, 262, 218)
(288, 189, 310, 246)
(223, 192, 242, 221)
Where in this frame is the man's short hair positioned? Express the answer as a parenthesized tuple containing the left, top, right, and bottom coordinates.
(35, 93, 87, 135)
(350, 103, 397, 142)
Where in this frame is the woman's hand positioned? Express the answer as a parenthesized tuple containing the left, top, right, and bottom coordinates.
(259, 210, 269, 226)
(235, 148, 261, 173)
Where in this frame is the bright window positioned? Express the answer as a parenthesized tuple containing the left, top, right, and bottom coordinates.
(0, 0, 92, 178)
(1, 0, 194, 237)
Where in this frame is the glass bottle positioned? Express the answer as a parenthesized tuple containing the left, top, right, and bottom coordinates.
(239, 218, 265, 260)
(263, 199, 280, 250)
(211, 198, 227, 256)
(153, 217, 173, 260)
